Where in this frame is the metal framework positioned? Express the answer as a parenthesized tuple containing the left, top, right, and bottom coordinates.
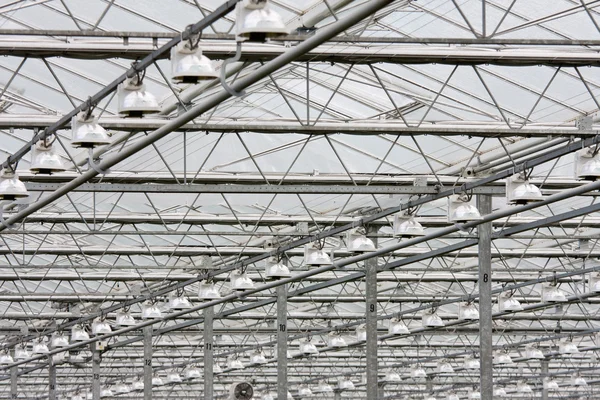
(1, 0, 600, 399)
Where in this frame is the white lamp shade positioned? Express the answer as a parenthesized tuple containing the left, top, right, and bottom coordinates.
(411, 366, 427, 379)
(0, 169, 29, 200)
(451, 204, 481, 223)
(300, 341, 319, 355)
(115, 382, 130, 394)
(315, 381, 334, 393)
(0, 352, 13, 364)
(30, 141, 65, 174)
(447, 394, 460, 400)
(422, 312, 444, 327)
(510, 181, 543, 204)
(559, 342, 579, 354)
(227, 356, 245, 370)
(494, 352, 513, 365)
(132, 379, 144, 391)
(525, 346, 545, 359)
(14, 346, 30, 360)
(337, 378, 355, 390)
(100, 387, 114, 398)
(572, 375, 587, 386)
(235, 0, 289, 42)
(463, 357, 480, 370)
(117, 78, 160, 117)
(262, 394, 275, 400)
(493, 387, 507, 397)
(389, 319, 410, 335)
(517, 381, 532, 393)
(382, 371, 402, 382)
(142, 302, 163, 319)
(152, 375, 164, 386)
(436, 362, 454, 374)
(116, 311, 136, 326)
(171, 42, 218, 83)
(544, 379, 559, 390)
(393, 216, 425, 238)
(51, 334, 70, 348)
(579, 157, 600, 180)
(169, 294, 192, 310)
(298, 386, 313, 397)
(166, 371, 182, 383)
(498, 293, 523, 312)
(304, 246, 332, 266)
(198, 281, 221, 300)
(468, 390, 481, 399)
(230, 270, 255, 291)
(265, 260, 291, 279)
(91, 318, 112, 335)
(213, 363, 223, 374)
(458, 303, 479, 321)
(346, 229, 376, 253)
(328, 333, 347, 348)
(71, 113, 111, 148)
(543, 285, 567, 303)
(356, 324, 366, 341)
(184, 366, 201, 380)
(250, 350, 267, 364)
(32, 342, 49, 354)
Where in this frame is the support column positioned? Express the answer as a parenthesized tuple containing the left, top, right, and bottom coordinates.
(541, 360, 549, 400)
(10, 350, 16, 400)
(144, 326, 153, 400)
(277, 284, 288, 400)
(92, 348, 101, 400)
(49, 357, 56, 400)
(477, 195, 493, 399)
(334, 391, 342, 400)
(204, 307, 214, 400)
(365, 228, 378, 400)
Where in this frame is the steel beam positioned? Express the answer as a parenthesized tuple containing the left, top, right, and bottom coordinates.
(277, 285, 288, 400)
(203, 307, 214, 400)
(92, 349, 100, 400)
(0, 117, 595, 138)
(9, 350, 15, 400)
(477, 195, 493, 400)
(3, 41, 600, 66)
(48, 357, 56, 400)
(144, 326, 152, 400)
(542, 360, 549, 400)
(366, 228, 378, 400)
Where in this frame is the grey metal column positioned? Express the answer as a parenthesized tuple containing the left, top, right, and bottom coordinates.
(478, 195, 493, 399)
(144, 326, 153, 400)
(277, 284, 288, 400)
(365, 228, 378, 400)
(541, 360, 549, 400)
(92, 348, 100, 400)
(334, 391, 342, 400)
(204, 307, 214, 400)
(48, 357, 56, 400)
(10, 349, 16, 400)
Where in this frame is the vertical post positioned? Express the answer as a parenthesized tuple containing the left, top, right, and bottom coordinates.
(92, 348, 101, 400)
(277, 284, 288, 400)
(10, 349, 16, 400)
(334, 391, 342, 400)
(144, 326, 153, 400)
(482, 0, 486, 37)
(541, 360, 549, 400)
(49, 357, 56, 400)
(204, 307, 214, 400)
(477, 194, 493, 399)
(365, 228, 378, 400)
